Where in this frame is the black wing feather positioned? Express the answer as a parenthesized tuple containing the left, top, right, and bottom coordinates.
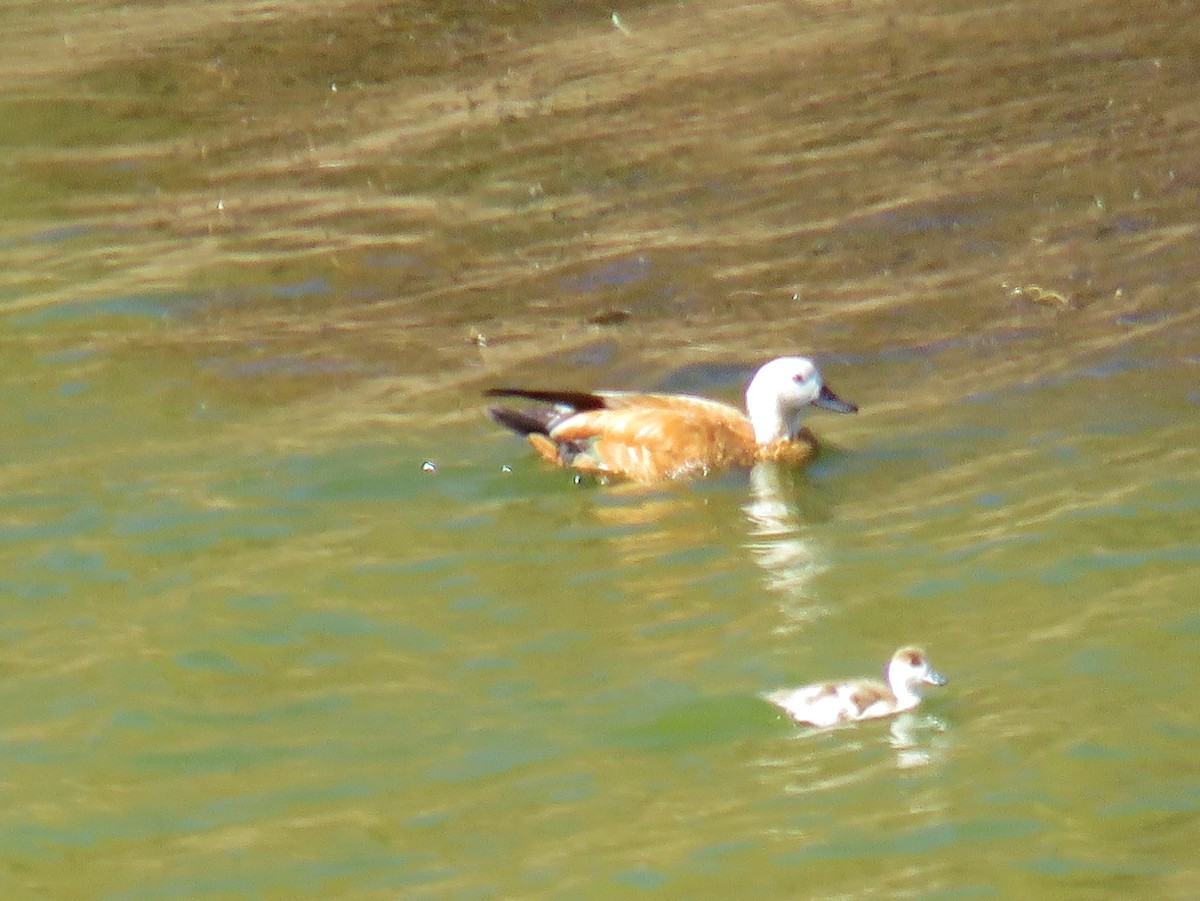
(487, 405, 559, 436)
(483, 388, 609, 411)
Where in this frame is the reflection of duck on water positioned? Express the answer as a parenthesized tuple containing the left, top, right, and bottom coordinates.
(742, 463, 831, 626)
(486, 356, 856, 483)
(887, 711, 950, 769)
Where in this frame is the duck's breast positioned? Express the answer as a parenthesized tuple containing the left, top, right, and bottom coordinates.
(757, 436, 819, 468)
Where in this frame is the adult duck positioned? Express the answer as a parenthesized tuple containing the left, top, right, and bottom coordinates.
(485, 356, 857, 483)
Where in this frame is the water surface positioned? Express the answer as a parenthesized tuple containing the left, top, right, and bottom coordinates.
(2, 1, 1199, 898)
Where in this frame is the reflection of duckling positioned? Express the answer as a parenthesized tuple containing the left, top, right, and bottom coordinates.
(486, 356, 857, 483)
(763, 647, 947, 727)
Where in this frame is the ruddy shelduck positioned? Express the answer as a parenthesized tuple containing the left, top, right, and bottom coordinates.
(763, 646, 947, 728)
(485, 356, 857, 482)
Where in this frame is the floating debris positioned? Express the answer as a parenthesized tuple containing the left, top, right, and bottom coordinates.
(501, 464, 512, 473)
(1004, 282, 1073, 308)
(611, 11, 631, 35)
(421, 460, 437, 473)
(587, 308, 632, 326)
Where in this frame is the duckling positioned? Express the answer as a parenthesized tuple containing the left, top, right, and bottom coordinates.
(763, 646, 947, 727)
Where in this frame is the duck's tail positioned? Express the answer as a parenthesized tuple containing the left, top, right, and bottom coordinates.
(484, 387, 607, 408)
(486, 404, 558, 437)
(483, 388, 607, 437)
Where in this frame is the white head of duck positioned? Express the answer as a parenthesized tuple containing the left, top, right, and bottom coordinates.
(743, 356, 858, 444)
(764, 646, 947, 728)
(485, 355, 857, 483)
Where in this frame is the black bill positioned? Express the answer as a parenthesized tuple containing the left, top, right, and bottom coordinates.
(815, 383, 858, 414)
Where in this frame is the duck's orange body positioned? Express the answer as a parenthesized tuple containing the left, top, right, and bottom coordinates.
(516, 391, 817, 482)
(486, 357, 856, 483)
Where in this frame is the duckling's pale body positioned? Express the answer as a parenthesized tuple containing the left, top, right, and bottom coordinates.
(486, 356, 856, 483)
(764, 646, 947, 728)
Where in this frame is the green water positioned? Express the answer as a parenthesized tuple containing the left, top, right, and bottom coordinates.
(4, 295, 1197, 899)
(3, 0, 1200, 898)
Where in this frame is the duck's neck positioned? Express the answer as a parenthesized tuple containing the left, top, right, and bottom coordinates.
(746, 397, 800, 445)
(893, 684, 921, 710)
(887, 670, 923, 710)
